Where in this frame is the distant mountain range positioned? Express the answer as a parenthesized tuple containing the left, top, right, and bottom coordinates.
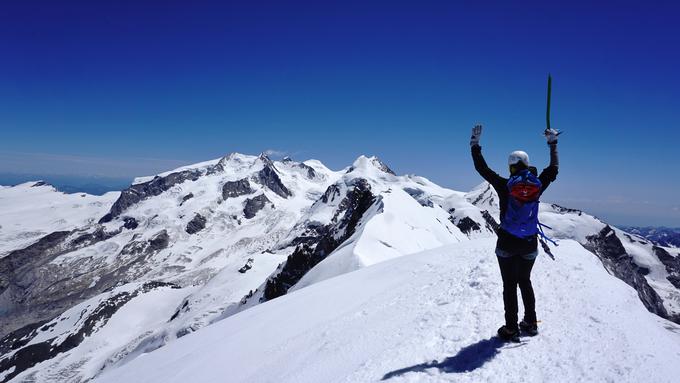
(620, 226, 680, 248)
(0, 173, 131, 195)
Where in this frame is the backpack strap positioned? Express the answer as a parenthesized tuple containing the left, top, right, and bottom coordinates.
(537, 222, 558, 260)
(537, 222, 558, 246)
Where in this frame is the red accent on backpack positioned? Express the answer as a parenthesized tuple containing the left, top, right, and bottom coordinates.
(510, 183, 541, 203)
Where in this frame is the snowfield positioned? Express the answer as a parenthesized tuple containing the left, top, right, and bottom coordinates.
(95, 239, 680, 383)
(0, 182, 119, 257)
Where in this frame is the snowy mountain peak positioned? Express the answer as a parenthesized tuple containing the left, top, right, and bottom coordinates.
(347, 155, 396, 177)
(217, 152, 258, 168)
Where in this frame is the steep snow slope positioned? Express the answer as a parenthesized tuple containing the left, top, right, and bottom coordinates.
(95, 239, 680, 383)
(289, 156, 467, 290)
(0, 182, 119, 257)
(0, 282, 192, 383)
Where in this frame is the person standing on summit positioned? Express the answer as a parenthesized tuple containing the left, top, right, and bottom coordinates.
(470, 124, 560, 342)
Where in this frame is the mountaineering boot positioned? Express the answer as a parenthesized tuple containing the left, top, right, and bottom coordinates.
(497, 325, 520, 342)
(519, 320, 539, 336)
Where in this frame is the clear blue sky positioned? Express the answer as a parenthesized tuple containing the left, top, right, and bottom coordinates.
(1, 1, 679, 226)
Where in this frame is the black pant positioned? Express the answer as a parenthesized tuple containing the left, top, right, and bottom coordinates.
(497, 255, 536, 329)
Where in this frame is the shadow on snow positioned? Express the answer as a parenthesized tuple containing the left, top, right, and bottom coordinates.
(382, 336, 516, 380)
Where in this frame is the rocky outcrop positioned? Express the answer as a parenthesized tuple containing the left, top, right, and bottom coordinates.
(282, 156, 318, 178)
(222, 179, 254, 199)
(374, 158, 396, 175)
(403, 187, 434, 208)
(652, 246, 680, 289)
(99, 169, 202, 223)
(584, 225, 670, 320)
(0, 228, 167, 339)
(0, 281, 180, 383)
(480, 210, 500, 233)
(0, 228, 119, 337)
(321, 184, 341, 203)
(120, 230, 170, 257)
(262, 179, 375, 300)
(243, 194, 272, 219)
(238, 258, 254, 273)
(185, 214, 207, 234)
(454, 216, 482, 235)
(254, 164, 291, 198)
(123, 217, 138, 230)
(180, 193, 194, 206)
(550, 204, 583, 216)
(469, 183, 497, 207)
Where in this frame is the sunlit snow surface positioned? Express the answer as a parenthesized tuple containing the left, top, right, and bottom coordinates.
(95, 239, 680, 383)
(0, 182, 119, 257)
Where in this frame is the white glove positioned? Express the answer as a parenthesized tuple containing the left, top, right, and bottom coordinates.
(544, 128, 560, 144)
(470, 124, 482, 147)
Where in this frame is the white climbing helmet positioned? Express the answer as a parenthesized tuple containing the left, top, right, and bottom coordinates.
(508, 150, 530, 167)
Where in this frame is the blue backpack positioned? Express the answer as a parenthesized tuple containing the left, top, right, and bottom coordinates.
(501, 169, 542, 238)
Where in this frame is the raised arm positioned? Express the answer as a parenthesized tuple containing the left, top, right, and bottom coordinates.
(539, 128, 560, 191)
(470, 124, 506, 190)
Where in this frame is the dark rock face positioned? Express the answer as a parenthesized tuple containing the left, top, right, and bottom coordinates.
(123, 217, 138, 230)
(71, 227, 117, 248)
(653, 246, 680, 289)
(254, 165, 291, 198)
(180, 193, 194, 206)
(550, 204, 583, 216)
(296, 162, 317, 179)
(100, 169, 202, 223)
(480, 210, 500, 233)
(454, 216, 482, 235)
(222, 178, 254, 199)
(584, 225, 670, 321)
(121, 230, 170, 256)
(0, 227, 167, 339)
(0, 231, 71, 293)
(238, 258, 254, 273)
(262, 179, 375, 301)
(185, 214, 207, 234)
(403, 188, 434, 208)
(31, 181, 50, 188)
(321, 184, 341, 203)
(0, 282, 180, 383)
(469, 183, 497, 208)
(243, 194, 272, 219)
(282, 156, 317, 178)
(0, 229, 108, 336)
(374, 158, 396, 175)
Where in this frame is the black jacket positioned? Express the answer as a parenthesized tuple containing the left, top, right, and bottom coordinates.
(471, 143, 559, 255)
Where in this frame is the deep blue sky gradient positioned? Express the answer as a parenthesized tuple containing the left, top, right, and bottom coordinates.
(1, 1, 679, 225)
